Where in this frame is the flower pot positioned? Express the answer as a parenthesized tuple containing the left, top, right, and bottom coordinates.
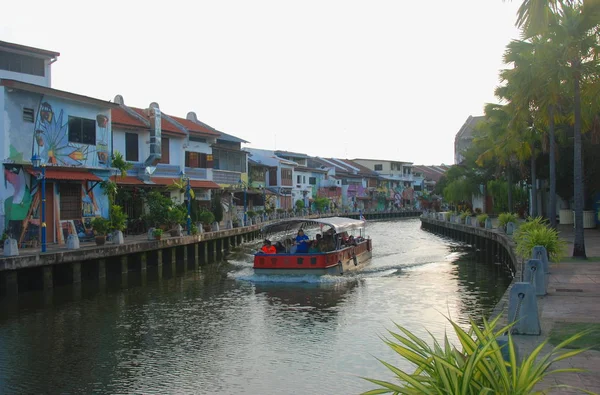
(95, 235, 106, 246)
(559, 209, 573, 225)
(155, 235, 162, 240)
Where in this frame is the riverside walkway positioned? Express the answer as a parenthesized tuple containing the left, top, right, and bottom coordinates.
(519, 225, 600, 394)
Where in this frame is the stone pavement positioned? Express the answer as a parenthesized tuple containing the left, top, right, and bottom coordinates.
(512, 225, 600, 394)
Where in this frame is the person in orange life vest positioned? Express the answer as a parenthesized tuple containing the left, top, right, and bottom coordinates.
(260, 240, 276, 254)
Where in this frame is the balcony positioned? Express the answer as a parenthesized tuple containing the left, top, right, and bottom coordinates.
(213, 169, 241, 185)
(184, 167, 209, 180)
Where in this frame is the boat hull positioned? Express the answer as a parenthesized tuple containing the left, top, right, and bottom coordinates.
(253, 239, 373, 276)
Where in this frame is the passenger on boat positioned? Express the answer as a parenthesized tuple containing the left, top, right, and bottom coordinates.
(274, 241, 286, 253)
(285, 238, 297, 253)
(260, 240, 276, 254)
(308, 240, 320, 253)
(295, 229, 310, 253)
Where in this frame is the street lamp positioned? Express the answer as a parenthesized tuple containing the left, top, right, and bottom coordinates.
(31, 154, 46, 253)
(239, 179, 247, 226)
(180, 171, 191, 235)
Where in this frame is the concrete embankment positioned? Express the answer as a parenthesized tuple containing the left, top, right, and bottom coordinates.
(0, 210, 421, 297)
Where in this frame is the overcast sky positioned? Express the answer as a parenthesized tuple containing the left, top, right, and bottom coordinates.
(2, 0, 521, 165)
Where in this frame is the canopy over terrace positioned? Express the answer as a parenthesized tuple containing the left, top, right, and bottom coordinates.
(261, 217, 366, 235)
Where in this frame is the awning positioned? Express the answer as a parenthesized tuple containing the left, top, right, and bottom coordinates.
(189, 180, 221, 189)
(27, 168, 102, 181)
(115, 176, 145, 185)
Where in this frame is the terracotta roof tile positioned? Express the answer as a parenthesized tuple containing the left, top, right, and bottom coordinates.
(111, 107, 148, 129)
(131, 108, 186, 136)
(26, 168, 102, 181)
(115, 176, 145, 185)
(169, 115, 220, 137)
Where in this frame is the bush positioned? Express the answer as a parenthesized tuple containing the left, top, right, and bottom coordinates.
(190, 223, 198, 235)
(476, 213, 489, 226)
(444, 212, 452, 221)
(498, 212, 519, 229)
(514, 217, 566, 263)
(362, 315, 590, 394)
(460, 210, 471, 221)
(246, 210, 257, 218)
(211, 192, 224, 223)
(295, 200, 305, 209)
(91, 217, 111, 236)
(110, 205, 127, 232)
(197, 210, 215, 226)
(152, 228, 163, 237)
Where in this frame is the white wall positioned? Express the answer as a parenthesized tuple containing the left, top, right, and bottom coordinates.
(169, 137, 185, 168)
(113, 127, 150, 163)
(0, 70, 50, 87)
(186, 139, 212, 155)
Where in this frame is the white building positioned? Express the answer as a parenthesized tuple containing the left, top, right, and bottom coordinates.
(0, 40, 59, 88)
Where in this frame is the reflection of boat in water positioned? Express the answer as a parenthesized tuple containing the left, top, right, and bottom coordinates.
(254, 217, 372, 276)
(253, 280, 358, 309)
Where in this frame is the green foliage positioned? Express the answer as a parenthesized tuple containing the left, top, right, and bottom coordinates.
(111, 151, 133, 179)
(276, 208, 285, 214)
(1, 232, 8, 243)
(313, 197, 330, 212)
(152, 228, 163, 237)
(197, 210, 215, 225)
(190, 223, 198, 235)
(443, 178, 480, 205)
(514, 217, 566, 263)
(487, 180, 529, 214)
(295, 199, 305, 209)
(100, 180, 118, 204)
(498, 212, 519, 229)
(444, 212, 452, 221)
(211, 192, 224, 223)
(143, 191, 179, 227)
(246, 210, 257, 218)
(166, 204, 187, 227)
(362, 315, 591, 395)
(460, 210, 472, 221)
(476, 213, 489, 226)
(91, 217, 111, 236)
(110, 205, 127, 232)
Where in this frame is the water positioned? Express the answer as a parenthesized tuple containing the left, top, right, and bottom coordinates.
(0, 219, 512, 394)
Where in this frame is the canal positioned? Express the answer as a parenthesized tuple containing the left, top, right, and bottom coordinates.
(0, 219, 512, 394)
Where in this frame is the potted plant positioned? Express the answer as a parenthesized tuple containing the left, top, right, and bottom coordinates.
(197, 210, 215, 232)
(152, 228, 163, 240)
(246, 210, 257, 225)
(476, 213, 489, 227)
(166, 204, 186, 236)
(91, 217, 111, 246)
(110, 205, 127, 244)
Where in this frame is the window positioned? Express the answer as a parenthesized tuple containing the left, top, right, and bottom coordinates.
(125, 133, 139, 162)
(309, 177, 316, 185)
(0, 51, 45, 76)
(297, 175, 301, 183)
(60, 184, 82, 220)
(190, 137, 207, 143)
(68, 116, 96, 145)
(303, 176, 306, 183)
(23, 108, 34, 123)
(160, 137, 170, 164)
(374, 164, 383, 171)
(185, 152, 208, 168)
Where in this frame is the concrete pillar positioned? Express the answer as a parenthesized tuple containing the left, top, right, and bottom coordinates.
(183, 246, 189, 267)
(3, 271, 18, 295)
(524, 259, 547, 296)
(120, 256, 128, 285)
(192, 244, 199, 270)
(43, 266, 53, 289)
(98, 259, 106, 287)
(171, 248, 177, 275)
(202, 242, 208, 265)
(156, 249, 163, 280)
(72, 262, 81, 284)
(140, 252, 148, 272)
(508, 282, 541, 335)
(212, 240, 218, 262)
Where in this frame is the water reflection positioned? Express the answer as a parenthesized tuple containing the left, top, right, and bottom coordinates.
(0, 219, 512, 395)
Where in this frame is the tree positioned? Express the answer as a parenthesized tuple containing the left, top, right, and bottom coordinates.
(211, 191, 224, 223)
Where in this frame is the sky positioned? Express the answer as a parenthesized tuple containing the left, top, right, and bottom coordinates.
(1, 0, 522, 165)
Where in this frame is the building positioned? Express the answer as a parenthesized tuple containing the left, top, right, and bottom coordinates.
(0, 40, 59, 87)
(352, 158, 415, 209)
(412, 165, 450, 193)
(454, 115, 485, 164)
(275, 151, 327, 210)
(1, 79, 118, 245)
(246, 148, 297, 210)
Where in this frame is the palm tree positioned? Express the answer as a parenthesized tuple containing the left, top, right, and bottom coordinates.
(506, 0, 599, 257)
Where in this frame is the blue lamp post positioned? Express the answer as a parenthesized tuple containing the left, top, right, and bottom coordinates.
(31, 154, 46, 253)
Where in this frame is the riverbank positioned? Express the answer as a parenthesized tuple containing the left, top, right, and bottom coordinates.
(421, 215, 600, 394)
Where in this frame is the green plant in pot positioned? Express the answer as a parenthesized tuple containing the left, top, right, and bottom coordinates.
(152, 228, 163, 240)
(197, 210, 215, 232)
(246, 210, 257, 224)
(91, 217, 111, 246)
(166, 204, 187, 236)
(477, 213, 489, 227)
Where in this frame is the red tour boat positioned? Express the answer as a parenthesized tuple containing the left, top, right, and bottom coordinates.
(253, 217, 372, 275)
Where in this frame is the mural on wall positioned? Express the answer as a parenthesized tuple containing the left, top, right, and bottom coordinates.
(3, 164, 33, 237)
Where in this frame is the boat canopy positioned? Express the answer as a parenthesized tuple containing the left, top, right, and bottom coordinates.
(260, 216, 366, 235)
